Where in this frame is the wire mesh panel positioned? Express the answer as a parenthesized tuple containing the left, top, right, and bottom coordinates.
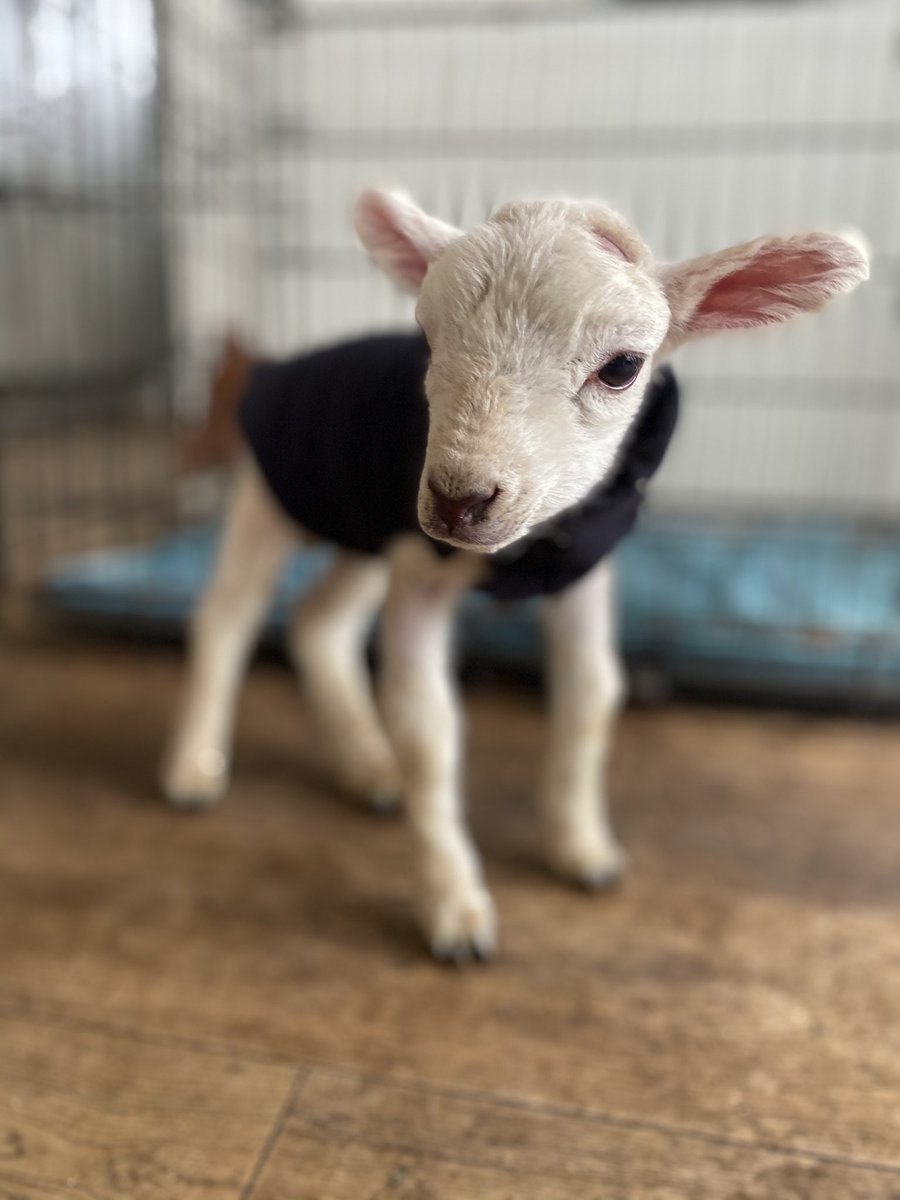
(0, 0, 177, 583)
(159, 0, 258, 411)
(234, 0, 900, 706)
(2, 0, 898, 703)
(245, 0, 900, 521)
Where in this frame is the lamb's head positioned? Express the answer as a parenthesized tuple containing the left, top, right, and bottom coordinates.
(355, 189, 869, 553)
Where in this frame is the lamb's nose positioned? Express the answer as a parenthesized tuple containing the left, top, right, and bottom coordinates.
(428, 479, 500, 534)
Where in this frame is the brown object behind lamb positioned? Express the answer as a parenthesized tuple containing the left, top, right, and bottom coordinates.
(179, 332, 254, 473)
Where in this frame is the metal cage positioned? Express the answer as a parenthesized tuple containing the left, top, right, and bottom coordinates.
(2, 0, 898, 700)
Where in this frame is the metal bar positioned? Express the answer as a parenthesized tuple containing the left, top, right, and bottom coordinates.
(258, 245, 900, 278)
(264, 1, 656, 34)
(0, 358, 172, 402)
(262, 121, 900, 158)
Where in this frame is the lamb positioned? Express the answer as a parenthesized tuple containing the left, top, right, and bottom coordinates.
(163, 189, 869, 961)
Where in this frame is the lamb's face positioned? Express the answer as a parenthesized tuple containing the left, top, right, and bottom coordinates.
(355, 188, 868, 554)
(414, 212, 670, 552)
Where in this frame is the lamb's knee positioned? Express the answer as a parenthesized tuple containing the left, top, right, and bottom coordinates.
(190, 589, 223, 644)
(192, 578, 263, 648)
(380, 671, 454, 777)
(289, 589, 401, 810)
(287, 604, 328, 669)
(559, 657, 625, 735)
(289, 574, 374, 670)
(602, 655, 626, 715)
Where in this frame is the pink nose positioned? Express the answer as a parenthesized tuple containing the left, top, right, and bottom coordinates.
(428, 478, 500, 535)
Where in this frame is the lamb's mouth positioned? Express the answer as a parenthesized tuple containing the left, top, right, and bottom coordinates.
(419, 516, 532, 554)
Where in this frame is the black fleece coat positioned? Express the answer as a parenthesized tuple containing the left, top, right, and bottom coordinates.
(240, 332, 679, 601)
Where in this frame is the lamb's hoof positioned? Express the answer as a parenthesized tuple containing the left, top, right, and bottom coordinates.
(578, 859, 628, 892)
(368, 789, 403, 816)
(425, 886, 498, 964)
(548, 840, 629, 892)
(328, 750, 403, 815)
(340, 776, 403, 816)
(162, 749, 228, 811)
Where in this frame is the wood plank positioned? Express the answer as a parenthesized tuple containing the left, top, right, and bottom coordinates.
(0, 1013, 297, 1200)
(251, 1067, 900, 1200)
(2, 638, 900, 1174)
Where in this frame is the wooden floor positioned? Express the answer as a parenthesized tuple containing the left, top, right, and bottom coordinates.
(2, 623, 899, 1199)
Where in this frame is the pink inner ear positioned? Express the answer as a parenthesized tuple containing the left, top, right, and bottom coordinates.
(357, 196, 431, 289)
(387, 243, 430, 288)
(696, 246, 837, 326)
(595, 233, 629, 262)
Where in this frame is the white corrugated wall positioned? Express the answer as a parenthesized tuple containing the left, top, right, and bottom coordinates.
(174, 0, 900, 518)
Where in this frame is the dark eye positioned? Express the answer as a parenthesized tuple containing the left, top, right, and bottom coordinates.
(594, 353, 645, 390)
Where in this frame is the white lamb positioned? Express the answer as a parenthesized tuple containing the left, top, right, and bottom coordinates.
(164, 189, 868, 961)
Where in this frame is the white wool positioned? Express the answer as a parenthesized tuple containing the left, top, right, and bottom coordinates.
(165, 190, 869, 962)
(355, 190, 869, 553)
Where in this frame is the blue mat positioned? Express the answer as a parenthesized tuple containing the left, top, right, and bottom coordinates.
(41, 518, 900, 705)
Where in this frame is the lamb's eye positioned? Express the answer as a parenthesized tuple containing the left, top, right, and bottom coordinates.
(594, 353, 644, 390)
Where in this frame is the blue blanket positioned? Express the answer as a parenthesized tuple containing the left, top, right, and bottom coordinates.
(41, 517, 900, 706)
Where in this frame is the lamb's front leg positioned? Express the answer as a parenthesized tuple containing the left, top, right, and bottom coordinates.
(379, 538, 496, 961)
(541, 558, 628, 889)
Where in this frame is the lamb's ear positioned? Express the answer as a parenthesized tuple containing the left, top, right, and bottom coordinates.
(354, 189, 461, 295)
(660, 231, 870, 349)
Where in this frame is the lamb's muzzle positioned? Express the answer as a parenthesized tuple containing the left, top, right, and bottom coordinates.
(426, 478, 501, 540)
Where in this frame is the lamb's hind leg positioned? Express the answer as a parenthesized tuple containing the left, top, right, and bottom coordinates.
(288, 553, 400, 810)
(162, 460, 295, 808)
